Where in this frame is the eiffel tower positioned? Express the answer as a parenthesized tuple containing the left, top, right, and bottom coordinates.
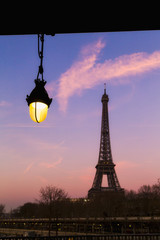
(88, 84, 123, 197)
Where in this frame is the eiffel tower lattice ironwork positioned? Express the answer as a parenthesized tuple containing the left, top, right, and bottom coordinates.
(88, 84, 123, 197)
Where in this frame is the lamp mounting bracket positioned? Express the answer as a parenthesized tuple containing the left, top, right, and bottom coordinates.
(37, 34, 44, 80)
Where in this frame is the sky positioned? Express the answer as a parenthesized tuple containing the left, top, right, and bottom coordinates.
(0, 31, 160, 211)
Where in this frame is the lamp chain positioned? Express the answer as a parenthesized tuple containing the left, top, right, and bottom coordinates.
(37, 34, 44, 81)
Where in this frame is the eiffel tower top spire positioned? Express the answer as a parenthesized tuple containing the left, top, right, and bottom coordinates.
(104, 83, 106, 94)
(101, 83, 109, 103)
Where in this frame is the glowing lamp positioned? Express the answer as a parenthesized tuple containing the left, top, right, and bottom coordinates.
(26, 79, 52, 123)
(29, 102, 48, 123)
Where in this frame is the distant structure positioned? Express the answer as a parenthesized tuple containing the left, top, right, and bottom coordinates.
(88, 84, 123, 197)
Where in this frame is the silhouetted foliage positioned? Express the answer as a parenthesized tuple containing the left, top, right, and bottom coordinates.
(10, 181, 160, 218)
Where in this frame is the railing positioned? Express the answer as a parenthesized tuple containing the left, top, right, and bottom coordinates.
(0, 235, 160, 240)
(1, 216, 160, 223)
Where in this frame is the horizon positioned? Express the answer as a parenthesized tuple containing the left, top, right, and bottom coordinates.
(0, 31, 160, 211)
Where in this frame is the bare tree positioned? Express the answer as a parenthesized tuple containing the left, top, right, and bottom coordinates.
(38, 185, 68, 236)
(39, 185, 68, 203)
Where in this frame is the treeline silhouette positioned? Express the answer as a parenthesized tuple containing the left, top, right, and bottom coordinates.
(5, 180, 160, 218)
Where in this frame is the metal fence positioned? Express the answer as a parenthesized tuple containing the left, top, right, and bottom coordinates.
(0, 235, 160, 240)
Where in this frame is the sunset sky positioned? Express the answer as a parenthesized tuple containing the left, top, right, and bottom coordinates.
(0, 31, 160, 211)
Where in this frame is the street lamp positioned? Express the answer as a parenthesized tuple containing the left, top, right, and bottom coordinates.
(26, 34, 52, 123)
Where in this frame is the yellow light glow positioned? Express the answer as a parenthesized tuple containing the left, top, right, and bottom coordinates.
(29, 102, 48, 123)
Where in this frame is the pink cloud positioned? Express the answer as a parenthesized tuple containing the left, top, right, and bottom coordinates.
(0, 101, 11, 107)
(48, 39, 160, 112)
(39, 157, 62, 169)
(23, 162, 34, 174)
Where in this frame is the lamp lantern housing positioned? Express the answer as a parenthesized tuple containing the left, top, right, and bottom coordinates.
(26, 79, 52, 123)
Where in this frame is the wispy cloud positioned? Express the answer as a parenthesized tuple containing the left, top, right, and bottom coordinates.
(0, 101, 11, 107)
(23, 162, 34, 174)
(47, 39, 160, 112)
(35, 140, 66, 151)
(1, 123, 56, 128)
(39, 157, 62, 169)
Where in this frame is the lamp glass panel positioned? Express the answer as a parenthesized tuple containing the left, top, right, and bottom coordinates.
(29, 102, 48, 123)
